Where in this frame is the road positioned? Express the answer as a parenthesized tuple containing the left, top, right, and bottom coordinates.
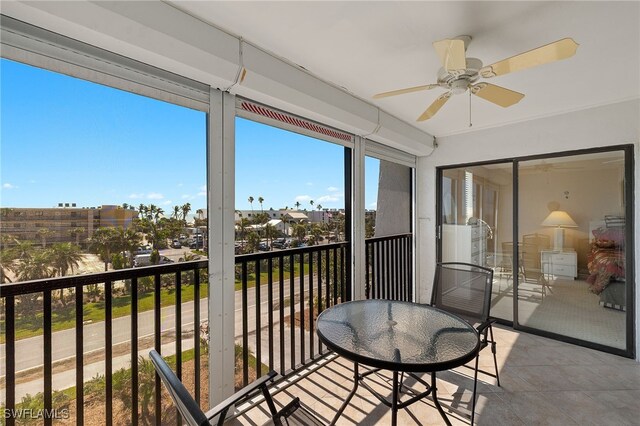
(0, 275, 312, 375)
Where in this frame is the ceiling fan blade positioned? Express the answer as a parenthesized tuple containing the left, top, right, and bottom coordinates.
(471, 83, 524, 107)
(480, 38, 579, 78)
(417, 92, 451, 121)
(433, 39, 467, 72)
(373, 84, 439, 99)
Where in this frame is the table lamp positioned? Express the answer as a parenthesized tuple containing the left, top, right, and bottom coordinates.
(541, 210, 578, 251)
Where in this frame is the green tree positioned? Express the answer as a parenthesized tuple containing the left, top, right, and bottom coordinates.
(15, 249, 52, 281)
(309, 200, 314, 210)
(245, 230, 260, 253)
(68, 227, 85, 247)
(37, 228, 54, 248)
(89, 227, 119, 271)
(294, 201, 301, 210)
(181, 202, 191, 223)
(258, 196, 264, 212)
(248, 196, 254, 214)
(264, 223, 277, 249)
(172, 205, 180, 220)
(292, 223, 307, 245)
(49, 242, 83, 305)
(317, 204, 322, 211)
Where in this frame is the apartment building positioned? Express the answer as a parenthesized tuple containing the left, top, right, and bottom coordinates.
(0, 204, 138, 247)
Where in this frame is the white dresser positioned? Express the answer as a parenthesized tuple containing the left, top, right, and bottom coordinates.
(442, 224, 487, 266)
(540, 250, 577, 279)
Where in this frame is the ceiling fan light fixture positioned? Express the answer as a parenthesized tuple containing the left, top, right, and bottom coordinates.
(450, 79, 469, 94)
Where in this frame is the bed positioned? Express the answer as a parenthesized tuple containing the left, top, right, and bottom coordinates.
(586, 223, 626, 311)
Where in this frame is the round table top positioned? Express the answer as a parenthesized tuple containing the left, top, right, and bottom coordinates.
(316, 299, 480, 372)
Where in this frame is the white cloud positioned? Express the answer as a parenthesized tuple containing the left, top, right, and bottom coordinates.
(177, 183, 184, 187)
(294, 195, 311, 202)
(181, 194, 191, 199)
(200, 185, 206, 192)
(326, 186, 339, 192)
(317, 195, 341, 203)
(368, 202, 377, 209)
(306, 182, 314, 186)
(2, 183, 17, 189)
(162, 200, 173, 205)
(147, 192, 164, 200)
(129, 193, 144, 199)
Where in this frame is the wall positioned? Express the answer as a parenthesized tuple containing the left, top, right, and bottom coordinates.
(374, 160, 412, 237)
(416, 99, 640, 358)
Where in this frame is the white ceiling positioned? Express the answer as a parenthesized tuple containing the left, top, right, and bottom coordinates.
(169, 1, 640, 138)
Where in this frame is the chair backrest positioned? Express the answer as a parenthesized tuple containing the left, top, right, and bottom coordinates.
(149, 350, 210, 426)
(431, 262, 494, 323)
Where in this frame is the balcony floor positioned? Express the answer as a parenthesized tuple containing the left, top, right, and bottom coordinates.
(230, 325, 640, 425)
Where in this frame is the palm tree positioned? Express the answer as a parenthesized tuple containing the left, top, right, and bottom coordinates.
(248, 196, 254, 214)
(172, 205, 180, 220)
(238, 218, 251, 250)
(122, 203, 129, 210)
(264, 223, 277, 248)
(181, 203, 191, 223)
(317, 204, 322, 211)
(49, 243, 83, 305)
(37, 228, 54, 248)
(68, 227, 85, 246)
(138, 204, 147, 217)
(0, 236, 18, 283)
(294, 201, 301, 210)
(310, 200, 314, 210)
(15, 249, 52, 281)
(89, 227, 118, 271)
(258, 196, 264, 212)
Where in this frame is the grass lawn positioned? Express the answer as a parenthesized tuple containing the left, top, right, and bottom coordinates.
(3, 281, 209, 343)
(3, 261, 312, 342)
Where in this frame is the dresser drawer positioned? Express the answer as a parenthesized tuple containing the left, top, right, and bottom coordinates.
(551, 253, 576, 265)
(551, 264, 576, 277)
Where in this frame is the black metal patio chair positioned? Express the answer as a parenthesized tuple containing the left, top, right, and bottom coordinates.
(431, 262, 501, 425)
(149, 350, 324, 426)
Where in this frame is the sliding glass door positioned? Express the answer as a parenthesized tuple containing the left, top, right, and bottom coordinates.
(439, 162, 513, 321)
(437, 146, 634, 356)
(517, 151, 629, 350)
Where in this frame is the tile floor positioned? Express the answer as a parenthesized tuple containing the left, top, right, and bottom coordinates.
(230, 325, 640, 425)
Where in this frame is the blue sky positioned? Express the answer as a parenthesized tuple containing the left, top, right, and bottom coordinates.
(1, 59, 379, 212)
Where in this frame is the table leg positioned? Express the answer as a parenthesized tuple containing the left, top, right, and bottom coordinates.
(391, 371, 399, 426)
(431, 372, 452, 426)
(330, 362, 359, 425)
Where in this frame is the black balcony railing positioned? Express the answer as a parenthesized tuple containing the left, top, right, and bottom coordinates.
(234, 242, 349, 387)
(0, 260, 208, 426)
(365, 233, 413, 301)
(0, 234, 412, 425)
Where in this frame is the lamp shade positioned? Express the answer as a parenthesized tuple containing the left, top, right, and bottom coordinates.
(541, 210, 578, 228)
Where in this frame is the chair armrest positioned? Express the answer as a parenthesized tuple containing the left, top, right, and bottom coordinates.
(475, 318, 497, 335)
(206, 370, 278, 422)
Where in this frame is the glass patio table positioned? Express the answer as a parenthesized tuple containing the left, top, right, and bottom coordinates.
(316, 299, 480, 426)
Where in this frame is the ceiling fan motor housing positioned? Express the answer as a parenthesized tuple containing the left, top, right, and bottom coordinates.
(437, 57, 483, 94)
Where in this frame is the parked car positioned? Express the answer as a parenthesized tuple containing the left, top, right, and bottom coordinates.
(258, 242, 271, 251)
(134, 254, 174, 267)
(135, 245, 152, 255)
(190, 240, 204, 249)
(271, 238, 289, 249)
(171, 239, 182, 249)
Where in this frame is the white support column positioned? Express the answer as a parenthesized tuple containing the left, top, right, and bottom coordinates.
(208, 89, 236, 408)
(352, 136, 366, 301)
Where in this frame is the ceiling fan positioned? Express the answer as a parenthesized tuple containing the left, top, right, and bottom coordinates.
(373, 36, 578, 121)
